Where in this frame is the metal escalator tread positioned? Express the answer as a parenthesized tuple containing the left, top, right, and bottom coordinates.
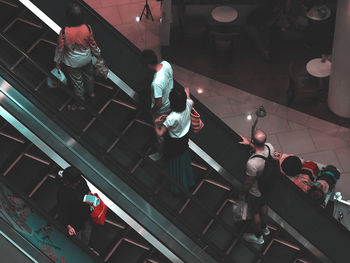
(0, 38, 22, 70)
(132, 160, 164, 193)
(28, 39, 56, 70)
(4, 151, 51, 195)
(0, 132, 25, 168)
(0, 1, 20, 31)
(12, 58, 46, 89)
(122, 120, 154, 152)
(263, 239, 300, 263)
(3, 13, 44, 52)
(83, 118, 117, 150)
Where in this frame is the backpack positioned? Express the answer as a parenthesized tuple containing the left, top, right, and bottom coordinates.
(251, 145, 280, 197)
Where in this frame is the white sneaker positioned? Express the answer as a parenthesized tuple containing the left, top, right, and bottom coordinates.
(263, 227, 270, 236)
(243, 233, 264, 245)
(148, 152, 162, 161)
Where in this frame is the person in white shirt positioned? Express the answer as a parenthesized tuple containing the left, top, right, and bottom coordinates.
(154, 87, 195, 194)
(239, 130, 274, 245)
(141, 50, 174, 161)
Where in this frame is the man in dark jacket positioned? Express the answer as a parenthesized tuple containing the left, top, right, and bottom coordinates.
(57, 166, 92, 245)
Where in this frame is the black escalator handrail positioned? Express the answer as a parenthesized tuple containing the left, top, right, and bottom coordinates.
(0, 175, 102, 263)
(0, 61, 272, 263)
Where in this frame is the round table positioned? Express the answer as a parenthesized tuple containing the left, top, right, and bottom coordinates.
(306, 5, 331, 21)
(306, 58, 331, 78)
(211, 6, 238, 23)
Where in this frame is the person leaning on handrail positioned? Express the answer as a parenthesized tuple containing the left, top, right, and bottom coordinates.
(54, 2, 101, 108)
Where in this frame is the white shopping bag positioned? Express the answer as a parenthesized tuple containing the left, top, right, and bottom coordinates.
(47, 68, 67, 88)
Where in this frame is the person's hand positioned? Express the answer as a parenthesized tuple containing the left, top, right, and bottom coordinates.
(155, 114, 167, 123)
(239, 135, 251, 146)
(321, 54, 327, 63)
(184, 87, 190, 99)
(56, 64, 61, 74)
(67, 225, 76, 236)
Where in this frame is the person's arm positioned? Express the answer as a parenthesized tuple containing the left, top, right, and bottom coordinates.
(154, 115, 168, 137)
(54, 29, 64, 70)
(239, 135, 253, 148)
(88, 26, 101, 58)
(239, 175, 256, 201)
(151, 98, 163, 115)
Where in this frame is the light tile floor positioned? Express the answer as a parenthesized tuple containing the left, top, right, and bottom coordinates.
(85, 0, 350, 199)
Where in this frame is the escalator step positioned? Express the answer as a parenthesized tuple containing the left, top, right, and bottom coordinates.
(30, 175, 60, 213)
(145, 250, 172, 263)
(0, 1, 20, 31)
(5, 154, 50, 195)
(60, 104, 94, 132)
(12, 58, 46, 89)
(84, 119, 117, 150)
(0, 38, 22, 68)
(99, 100, 136, 133)
(122, 121, 155, 153)
(91, 82, 115, 111)
(132, 160, 163, 193)
(108, 140, 141, 172)
(28, 39, 55, 70)
(264, 239, 299, 263)
(204, 219, 235, 252)
(178, 201, 211, 235)
(36, 83, 69, 109)
(193, 177, 229, 212)
(90, 221, 126, 257)
(4, 19, 44, 52)
(229, 241, 259, 263)
(0, 135, 24, 169)
(106, 239, 149, 263)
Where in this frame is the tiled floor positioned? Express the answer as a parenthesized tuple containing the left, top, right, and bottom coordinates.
(85, 0, 350, 199)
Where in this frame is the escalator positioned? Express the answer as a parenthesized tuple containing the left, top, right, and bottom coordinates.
(0, 0, 349, 262)
(0, 114, 172, 263)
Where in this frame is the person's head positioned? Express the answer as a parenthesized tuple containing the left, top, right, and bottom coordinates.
(318, 165, 340, 187)
(62, 166, 82, 188)
(169, 87, 186, 113)
(252, 129, 267, 149)
(65, 2, 84, 27)
(281, 156, 302, 177)
(141, 49, 158, 70)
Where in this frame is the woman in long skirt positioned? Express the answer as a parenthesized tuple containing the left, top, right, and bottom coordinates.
(154, 87, 195, 193)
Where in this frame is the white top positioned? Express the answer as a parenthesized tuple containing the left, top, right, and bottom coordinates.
(152, 61, 173, 114)
(211, 6, 238, 23)
(306, 58, 331, 78)
(246, 143, 275, 197)
(163, 99, 193, 138)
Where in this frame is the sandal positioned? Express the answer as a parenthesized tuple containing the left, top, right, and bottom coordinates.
(89, 93, 96, 99)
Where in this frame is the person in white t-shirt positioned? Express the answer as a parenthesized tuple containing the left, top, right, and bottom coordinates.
(141, 50, 174, 161)
(239, 130, 274, 245)
(154, 87, 195, 194)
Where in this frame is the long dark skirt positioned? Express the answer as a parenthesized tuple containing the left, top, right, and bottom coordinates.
(164, 132, 195, 193)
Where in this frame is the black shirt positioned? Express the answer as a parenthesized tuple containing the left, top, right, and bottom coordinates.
(57, 178, 91, 231)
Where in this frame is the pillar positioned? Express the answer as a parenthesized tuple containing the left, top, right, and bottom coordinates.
(328, 0, 350, 118)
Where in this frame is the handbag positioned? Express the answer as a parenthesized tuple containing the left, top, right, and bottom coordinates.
(88, 192, 108, 225)
(190, 108, 204, 133)
(92, 56, 109, 79)
(232, 200, 251, 222)
(47, 68, 67, 88)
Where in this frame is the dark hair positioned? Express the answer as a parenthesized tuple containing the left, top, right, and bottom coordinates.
(169, 87, 186, 112)
(65, 3, 84, 27)
(62, 166, 82, 186)
(281, 156, 302, 177)
(141, 49, 158, 66)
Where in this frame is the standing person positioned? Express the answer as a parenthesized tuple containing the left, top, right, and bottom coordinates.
(239, 130, 275, 245)
(141, 49, 174, 161)
(56, 166, 92, 245)
(54, 3, 101, 106)
(154, 87, 195, 193)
